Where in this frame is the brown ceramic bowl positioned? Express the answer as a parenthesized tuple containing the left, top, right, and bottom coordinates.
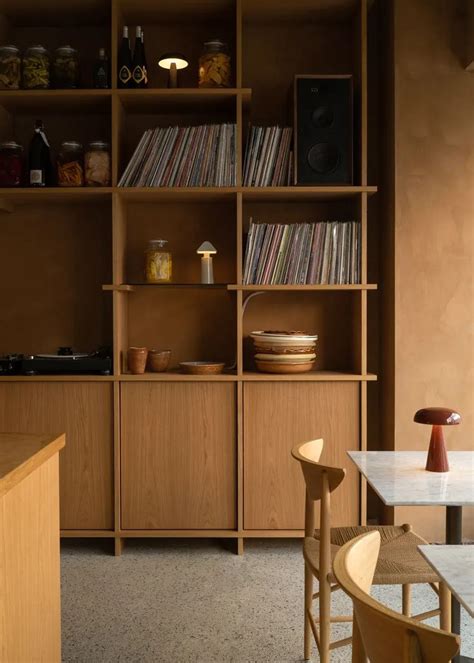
(148, 349, 171, 373)
(127, 346, 148, 374)
(255, 359, 315, 374)
(180, 361, 225, 375)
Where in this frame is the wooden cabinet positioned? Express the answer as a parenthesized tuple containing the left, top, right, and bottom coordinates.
(243, 382, 360, 530)
(121, 382, 236, 530)
(0, 383, 114, 530)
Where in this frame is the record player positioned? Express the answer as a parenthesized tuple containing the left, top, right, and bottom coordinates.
(0, 347, 112, 376)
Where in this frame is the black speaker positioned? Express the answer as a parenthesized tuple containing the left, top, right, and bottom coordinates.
(294, 75, 353, 185)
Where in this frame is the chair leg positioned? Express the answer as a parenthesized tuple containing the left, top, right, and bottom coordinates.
(352, 614, 367, 663)
(304, 563, 313, 660)
(319, 572, 331, 663)
(402, 584, 411, 617)
(439, 581, 451, 632)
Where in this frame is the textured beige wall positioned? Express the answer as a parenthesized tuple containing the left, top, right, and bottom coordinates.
(391, 0, 474, 541)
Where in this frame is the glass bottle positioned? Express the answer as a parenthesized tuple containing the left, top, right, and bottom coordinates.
(93, 48, 109, 89)
(145, 239, 172, 283)
(57, 141, 84, 187)
(28, 120, 52, 187)
(118, 26, 133, 88)
(22, 45, 50, 89)
(52, 45, 79, 88)
(0, 141, 23, 187)
(131, 25, 147, 88)
(198, 39, 231, 88)
(0, 45, 21, 89)
(85, 141, 110, 186)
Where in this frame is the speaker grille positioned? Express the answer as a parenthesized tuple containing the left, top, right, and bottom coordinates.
(307, 143, 341, 175)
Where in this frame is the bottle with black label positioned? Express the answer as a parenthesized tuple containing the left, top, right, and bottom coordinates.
(28, 119, 52, 187)
(93, 48, 109, 88)
(131, 26, 147, 88)
(118, 26, 132, 88)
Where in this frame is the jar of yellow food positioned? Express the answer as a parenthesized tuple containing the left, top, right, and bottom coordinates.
(199, 39, 230, 88)
(145, 239, 172, 283)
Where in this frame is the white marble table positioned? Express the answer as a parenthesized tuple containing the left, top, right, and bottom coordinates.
(348, 450, 474, 657)
(418, 546, 474, 618)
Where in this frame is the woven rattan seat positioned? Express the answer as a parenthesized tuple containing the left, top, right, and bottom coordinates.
(304, 523, 439, 585)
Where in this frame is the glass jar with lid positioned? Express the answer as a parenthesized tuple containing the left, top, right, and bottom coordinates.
(22, 45, 50, 89)
(57, 141, 84, 187)
(198, 39, 231, 88)
(145, 239, 172, 283)
(85, 141, 110, 186)
(52, 45, 79, 88)
(0, 46, 21, 89)
(0, 141, 23, 187)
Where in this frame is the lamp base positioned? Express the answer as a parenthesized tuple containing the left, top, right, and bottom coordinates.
(425, 425, 449, 472)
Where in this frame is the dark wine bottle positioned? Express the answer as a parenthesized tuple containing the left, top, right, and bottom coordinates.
(131, 26, 147, 88)
(140, 28, 148, 87)
(28, 120, 52, 187)
(118, 26, 132, 88)
(93, 48, 109, 89)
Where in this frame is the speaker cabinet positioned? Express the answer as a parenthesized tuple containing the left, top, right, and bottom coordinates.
(294, 75, 353, 185)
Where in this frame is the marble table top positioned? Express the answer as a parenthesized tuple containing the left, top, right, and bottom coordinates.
(418, 545, 474, 617)
(348, 451, 474, 506)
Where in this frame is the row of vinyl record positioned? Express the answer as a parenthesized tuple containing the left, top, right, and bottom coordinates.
(118, 124, 237, 187)
(243, 220, 361, 285)
(242, 126, 293, 186)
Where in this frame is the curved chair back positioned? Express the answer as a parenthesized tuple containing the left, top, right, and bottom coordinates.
(333, 531, 460, 663)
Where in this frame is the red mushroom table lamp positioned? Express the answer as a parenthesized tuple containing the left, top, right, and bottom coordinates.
(414, 407, 461, 472)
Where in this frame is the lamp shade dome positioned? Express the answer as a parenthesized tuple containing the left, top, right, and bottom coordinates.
(414, 407, 461, 426)
(158, 53, 189, 70)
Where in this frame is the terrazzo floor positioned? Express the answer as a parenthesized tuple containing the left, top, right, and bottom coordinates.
(61, 539, 474, 662)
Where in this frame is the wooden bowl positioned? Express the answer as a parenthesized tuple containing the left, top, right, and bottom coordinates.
(255, 360, 315, 374)
(180, 361, 225, 375)
(148, 349, 171, 373)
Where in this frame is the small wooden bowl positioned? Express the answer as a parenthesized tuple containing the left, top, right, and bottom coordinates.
(180, 361, 225, 375)
(148, 349, 171, 373)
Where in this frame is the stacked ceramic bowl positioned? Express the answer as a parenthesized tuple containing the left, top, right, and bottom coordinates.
(250, 330, 318, 374)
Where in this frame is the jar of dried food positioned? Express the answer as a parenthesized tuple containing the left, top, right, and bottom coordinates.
(57, 141, 83, 187)
(198, 39, 231, 88)
(85, 141, 110, 186)
(145, 239, 172, 283)
(52, 45, 79, 88)
(0, 141, 23, 187)
(0, 45, 21, 89)
(22, 45, 50, 89)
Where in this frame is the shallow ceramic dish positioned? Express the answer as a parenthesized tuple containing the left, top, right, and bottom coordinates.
(254, 353, 316, 362)
(180, 361, 225, 375)
(253, 344, 316, 355)
(255, 360, 315, 374)
(251, 331, 318, 342)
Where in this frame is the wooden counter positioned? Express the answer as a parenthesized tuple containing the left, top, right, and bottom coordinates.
(0, 432, 65, 663)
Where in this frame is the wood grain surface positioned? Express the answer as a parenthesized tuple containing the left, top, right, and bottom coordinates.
(121, 382, 236, 529)
(0, 383, 114, 530)
(243, 381, 359, 529)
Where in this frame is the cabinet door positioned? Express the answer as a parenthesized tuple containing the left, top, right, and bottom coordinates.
(0, 382, 114, 530)
(121, 382, 236, 529)
(244, 382, 360, 530)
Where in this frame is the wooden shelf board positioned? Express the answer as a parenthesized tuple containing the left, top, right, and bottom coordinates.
(116, 187, 238, 202)
(0, 375, 114, 382)
(117, 88, 251, 112)
(0, 90, 111, 113)
(241, 371, 378, 382)
(242, 0, 358, 22)
(103, 283, 230, 292)
(239, 530, 305, 537)
(229, 284, 378, 291)
(0, 187, 112, 207)
(61, 530, 116, 538)
(240, 186, 378, 201)
(119, 372, 238, 382)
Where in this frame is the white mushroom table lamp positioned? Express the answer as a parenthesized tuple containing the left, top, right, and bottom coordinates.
(197, 241, 217, 284)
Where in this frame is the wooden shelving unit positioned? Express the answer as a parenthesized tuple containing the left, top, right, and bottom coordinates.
(0, 0, 375, 555)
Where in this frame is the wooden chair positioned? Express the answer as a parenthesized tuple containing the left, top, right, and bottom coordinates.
(333, 531, 460, 662)
(291, 439, 449, 662)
